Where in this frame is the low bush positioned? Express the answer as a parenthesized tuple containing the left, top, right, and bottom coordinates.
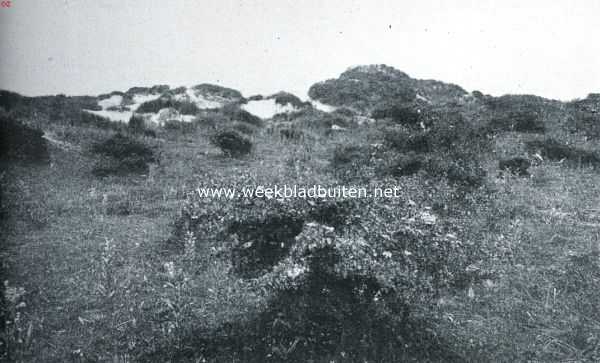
(331, 144, 370, 166)
(489, 110, 545, 133)
(232, 121, 258, 135)
(137, 97, 199, 115)
(270, 92, 309, 108)
(384, 128, 431, 153)
(278, 127, 304, 141)
(371, 102, 422, 127)
(163, 119, 196, 133)
(444, 160, 487, 189)
(79, 111, 124, 131)
(210, 130, 252, 157)
(221, 105, 263, 127)
(128, 114, 146, 134)
(91, 133, 158, 176)
(499, 157, 531, 176)
(229, 213, 305, 277)
(526, 139, 600, 168)
(388, 152, 426, 177)
(0, 115, 49, 163)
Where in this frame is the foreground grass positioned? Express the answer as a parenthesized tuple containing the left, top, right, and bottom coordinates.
(2, 120, 600, 362)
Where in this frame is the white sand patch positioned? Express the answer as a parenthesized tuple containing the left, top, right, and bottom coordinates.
(181, 87, 225, 109)
(416, 93, 430, 103)
(140, 108, 195, 126)
(311, 100, 337, 112)
(171, 87, 224, 109)
(98, 95, 123, 110)
(84, 109, 132, 123)
(242, 99, 298, 119)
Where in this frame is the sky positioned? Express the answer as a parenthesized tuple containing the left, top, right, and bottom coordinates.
(1, 0, 599, 101)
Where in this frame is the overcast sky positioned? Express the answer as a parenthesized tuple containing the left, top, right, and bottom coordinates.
(1, 0, 599, 100)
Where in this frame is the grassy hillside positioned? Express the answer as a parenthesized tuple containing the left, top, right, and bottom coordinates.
(2, 65, 600, 362)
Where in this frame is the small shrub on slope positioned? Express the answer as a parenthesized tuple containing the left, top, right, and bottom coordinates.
(210, 130, 252, 157)
(0, 115, 49, 163)
(91, 133, 158, 176)
(526, 138, 600, 168)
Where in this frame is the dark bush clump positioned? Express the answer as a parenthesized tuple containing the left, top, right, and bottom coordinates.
(211, 130, 252, 157)
(526, 139, 600, 168)
(490, 110, 546, 133)
(79, 111, 124, 131)
(499, 157, 531, 176)
(0, 90, 24, 112)
(388, 152, 426, 177)
(232, 121, 257, 135)
(332, 107, 357, 117)
(192, 84, 243, 100)
(221, 105, 263, 127)
(230, 214, 305, 277)
(371, 102, 422, 127)
(91, 133, 158, 176)
(332, 144, 369, 166)
(445, 160, 487, 189)
(384, 129, 431, 153)
(279, 127, 304, 141)
(246, 95, 264, 101)
(270, 92, 309, 108)
(0, 115, 49, 163)
(137, 97, 199, 115)
(143, 129, 157, 138)
(128, 114, 146, 134)
(163, 119, 196, 133)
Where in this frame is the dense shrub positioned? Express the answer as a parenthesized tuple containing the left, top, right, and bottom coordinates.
(0, 90, 24, 112)
(444, 160, 487, 189)
(91, 133, 158, 176)
(388, 152, 426, 176)
(210, 130, 252, 157)
(143, 129, 157, 138)
(278, 127, 304, 141)
(0, 115, 49, 163)
(246, 95, 264, 102)
(331, 107, 357, 117)
(526, 139, 600, 167)
(240, 219, 472, 361)
(270, 91, 309, 108)
(489, 110, 545, 133)
(128, 114, 146, 134)
(192, 84, 243, 100)
(230, 213, 305, 277)
(371, 102, 422, 127)
(332, 144, 370, 166)
(137, 97, 199, 115)
(499, 157, 531, 176)
(221, 105, 263, 126)
(232, 121, 258, 135)
(384, 128, 431, 153)
(308, 65, 417, 111)
(79, 111, 124, 131)
(163, 119, 196, 133)
(126, 85, 169, 96)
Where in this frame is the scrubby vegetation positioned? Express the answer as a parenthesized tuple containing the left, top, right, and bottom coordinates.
(137, 97, 200, 115)
(4, 64, 600, 362)
(192, 83, 244, 101)
(0, 115, 49, 163)
(91, 133, 158, 176)
(221, 104, 263, 126)
(210, 129, 253, 157)
(526, 138, 600, 168)
(269, 91, 311, 108)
